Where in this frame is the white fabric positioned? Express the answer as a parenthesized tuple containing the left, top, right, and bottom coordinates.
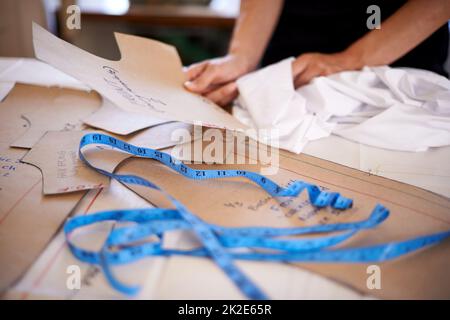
(233, 58, 450, 153)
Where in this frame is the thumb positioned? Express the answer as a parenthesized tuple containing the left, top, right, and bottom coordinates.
(184, 61, 207, 81)
(184, 64, 217, 93)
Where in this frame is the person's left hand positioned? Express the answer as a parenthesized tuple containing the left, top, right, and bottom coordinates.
(292, 52, 361, 88)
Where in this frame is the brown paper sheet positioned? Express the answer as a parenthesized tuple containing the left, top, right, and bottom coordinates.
(0, 84, 52, 149)
(83, 98, 170, 135)
(0, 83, 101, 149)
(21, 131, 109, 194)
(22, 121, 195, 195)
(32, 23, 247, 131)
(113, 146, 450, 299)
(0, 88, 31, 151)
(0, 85, 93, 292)
(0, 147, 85, 293)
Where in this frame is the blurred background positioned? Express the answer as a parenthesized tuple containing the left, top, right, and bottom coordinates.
(0, 0, 239, 65)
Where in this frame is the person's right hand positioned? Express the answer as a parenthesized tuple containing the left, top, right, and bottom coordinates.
(183, 54, 253, 107)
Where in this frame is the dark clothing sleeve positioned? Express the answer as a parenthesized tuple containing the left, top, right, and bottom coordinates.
(261, 0, 449, 77)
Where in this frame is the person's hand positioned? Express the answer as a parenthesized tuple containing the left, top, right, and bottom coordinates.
(292, 52, 362, 88)
(184, 54, 253, 107)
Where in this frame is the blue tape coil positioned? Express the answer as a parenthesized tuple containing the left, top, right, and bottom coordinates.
(64, 133, 450, 299)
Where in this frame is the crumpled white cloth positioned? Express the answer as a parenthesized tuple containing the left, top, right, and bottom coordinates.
(233, 57, 450, 153)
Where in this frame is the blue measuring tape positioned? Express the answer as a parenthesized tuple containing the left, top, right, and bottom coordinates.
(64, 133, 450, 299)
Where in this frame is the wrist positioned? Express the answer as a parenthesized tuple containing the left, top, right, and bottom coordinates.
(228, 46, 260, 73)
(340, 46, 366, 70)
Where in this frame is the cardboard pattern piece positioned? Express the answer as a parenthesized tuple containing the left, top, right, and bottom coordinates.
(0, 147, 85, 293)
(22, 131, 110, 195)
(5, 84, 101, 149)
(22, 121, 194, 195)
(32, 23, 247, 131)
(3, 180, 171, 300)
(0, 85, 35, 151)
(0, 85, 89, 293)
(83, 98, 170, 135)
(114, 145, 450, 299)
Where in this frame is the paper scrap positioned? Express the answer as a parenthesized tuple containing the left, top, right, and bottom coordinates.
(83, 98, 169, 135)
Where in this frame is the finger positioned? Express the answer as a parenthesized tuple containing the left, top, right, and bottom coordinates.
(217, 86, 239, 107)
(199, 82, 226, 95)
(184, 61, 208, 81)
(205, 81, 238, 107)
(294, 65, 322, 88)
(185, 64, 219, 93)
(292, 55, 310, 78)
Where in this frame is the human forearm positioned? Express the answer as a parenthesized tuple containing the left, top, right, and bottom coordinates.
(228, 0, 284, 71)
(344, 0, 450, 68)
